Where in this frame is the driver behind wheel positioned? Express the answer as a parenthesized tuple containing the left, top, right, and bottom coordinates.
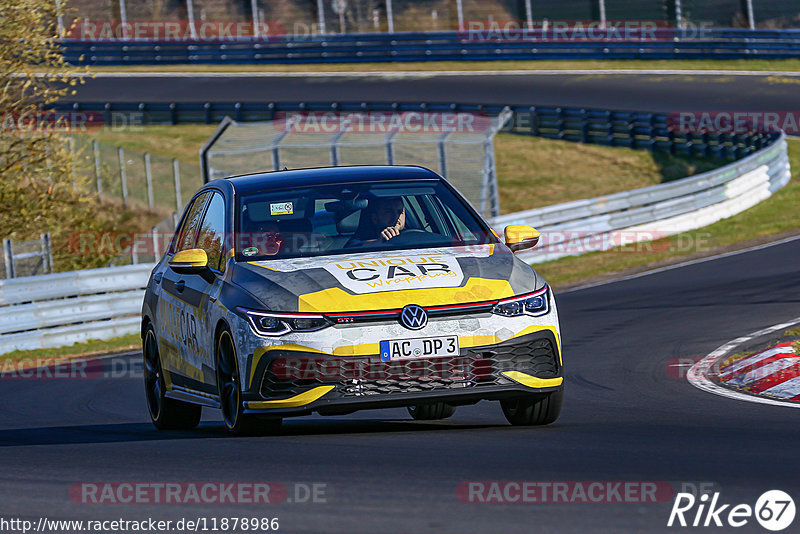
(347, 197, 406, 246)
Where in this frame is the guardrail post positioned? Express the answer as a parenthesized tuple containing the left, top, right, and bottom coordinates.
(118, 0, 129, 39)
(68, 137, 77, 189)
(3, 239, 15, 279)
(55, 0, 64, 36)
(385, 131, 397, 164)
(41, 233, 52, 274)
(93, 140, 102, 196)
(598, 0, 607, 27)
(317, 0, 326, 34)
(151, 227, 160, 260)
(524, 0, 533, 29)
(386, 0, 394, 33)
(118, 147, 128, 207)
(186, 0, 198, 39)
(172, 159, 182, 211)
(144, 152, 154, 211)
(437, 132, 450, 177)
(745, 0, 755, 30)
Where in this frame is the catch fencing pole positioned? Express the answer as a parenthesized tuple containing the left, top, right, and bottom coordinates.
(118, 147, 128, 207)
(93, 140, 102, 196)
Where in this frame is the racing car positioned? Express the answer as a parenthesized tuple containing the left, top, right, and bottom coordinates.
(141, 165, 563, 434)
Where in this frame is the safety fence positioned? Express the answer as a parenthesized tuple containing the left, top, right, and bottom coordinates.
(59, 0, 800, 37)
(67, 136, 201, 214)
(1, 235, 53, 280)
(61, 28, 800, 65)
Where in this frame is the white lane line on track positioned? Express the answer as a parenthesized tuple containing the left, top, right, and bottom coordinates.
(687, 317, 800, 408)
(37, 69, 800, 78)
(560, 233, 800, 294)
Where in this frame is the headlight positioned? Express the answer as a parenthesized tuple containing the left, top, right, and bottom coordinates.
(238, 308, 331, 337)
(492, 287, 549, 317)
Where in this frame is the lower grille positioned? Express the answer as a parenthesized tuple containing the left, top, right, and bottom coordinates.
(259, 336, 559, 399)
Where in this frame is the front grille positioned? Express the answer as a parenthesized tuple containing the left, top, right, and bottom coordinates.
(259, 336, 559, 399)
(464, 337, 559, 378)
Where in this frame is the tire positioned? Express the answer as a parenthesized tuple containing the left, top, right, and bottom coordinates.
(216, 329, 282, 436)
(408, 402, 456, 420)
(501, 390, 562, 426)
(142, 325, 202, 430)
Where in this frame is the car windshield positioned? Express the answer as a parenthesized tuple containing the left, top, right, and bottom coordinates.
(235, 179, 498, 261)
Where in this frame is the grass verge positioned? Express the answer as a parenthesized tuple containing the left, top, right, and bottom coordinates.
(0, 334, 141, 367)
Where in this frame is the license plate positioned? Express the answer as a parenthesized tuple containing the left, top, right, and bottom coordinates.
(380, 336, 459, 362)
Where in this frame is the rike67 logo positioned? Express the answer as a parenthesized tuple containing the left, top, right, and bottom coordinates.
(668, 490, 796, 531)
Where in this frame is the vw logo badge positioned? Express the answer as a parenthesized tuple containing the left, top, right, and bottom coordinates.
(399, 305, 427, 330)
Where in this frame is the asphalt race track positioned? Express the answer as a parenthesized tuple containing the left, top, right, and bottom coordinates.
(70, 71, 800, 112)
(2, 237, 799, 533)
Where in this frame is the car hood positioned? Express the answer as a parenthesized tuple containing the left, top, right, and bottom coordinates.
(231, 244, 544, 313)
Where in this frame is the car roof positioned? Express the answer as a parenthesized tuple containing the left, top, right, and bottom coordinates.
(216, 165, 442, 195)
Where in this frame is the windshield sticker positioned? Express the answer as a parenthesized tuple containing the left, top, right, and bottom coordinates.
(242, 247, 259, 257)
(270, 202, 293, 216)
(324, 253, 464, 294)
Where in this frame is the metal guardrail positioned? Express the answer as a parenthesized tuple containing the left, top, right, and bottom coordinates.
(492, 133, 791, 263)
(0, 264, 154, 354)
(60, 29, 800, 65)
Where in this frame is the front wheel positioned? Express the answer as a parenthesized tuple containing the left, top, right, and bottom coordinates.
(501, 391, 562, 426)
(142, 325, 202, 430)
(216, 329, 282, 435)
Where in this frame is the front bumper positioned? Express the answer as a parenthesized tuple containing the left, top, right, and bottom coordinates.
(242, 329, 562, 416)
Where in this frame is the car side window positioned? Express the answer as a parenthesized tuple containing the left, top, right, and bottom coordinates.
(196, 192, 226, 271)
(174, 192, 211, 253)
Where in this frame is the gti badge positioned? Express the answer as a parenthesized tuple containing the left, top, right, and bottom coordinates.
(399, 305, 427, 330)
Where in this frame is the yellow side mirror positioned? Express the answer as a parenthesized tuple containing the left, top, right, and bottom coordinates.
(169, 248, 208, 273)
(504, 225, 540, 252)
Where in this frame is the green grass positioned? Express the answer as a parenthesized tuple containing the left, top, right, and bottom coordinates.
(534, 138, 800, 288)
(494, 133, 720, 213)
(0, 334, 141, 365)
(81, 124, 218, 163)
(80, 59, 800, 73)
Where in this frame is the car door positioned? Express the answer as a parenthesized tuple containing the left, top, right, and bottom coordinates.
(158, 191, 213, 394)
(186, 191, 229, 394)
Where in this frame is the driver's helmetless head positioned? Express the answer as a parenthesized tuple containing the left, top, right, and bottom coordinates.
(370, 197, 406, 230)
